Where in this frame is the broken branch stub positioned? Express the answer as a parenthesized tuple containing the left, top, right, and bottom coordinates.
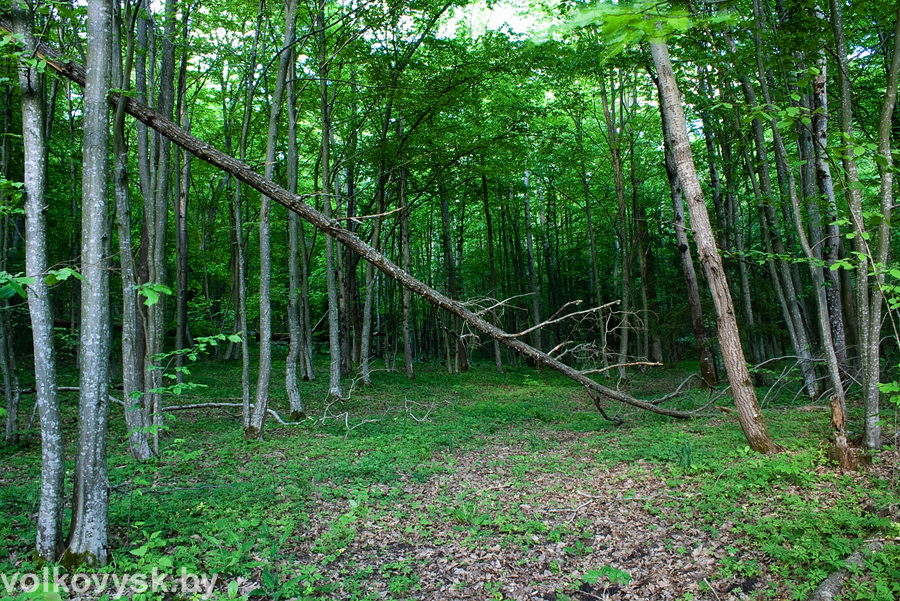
(8, 22, 700, 420)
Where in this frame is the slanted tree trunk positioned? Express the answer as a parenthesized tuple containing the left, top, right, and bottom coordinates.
(12, 1, 65, 561)
(64, 0, 113, 566)
(113, 0, 151, 461)
(651, 39, 777, 454)
(660, 128, 716, 387)
(26, 28, 791, 446)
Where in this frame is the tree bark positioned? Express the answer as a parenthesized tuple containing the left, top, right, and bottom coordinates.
(523, 172, 542, 357)
(246, 0, 296, 440)
(234, 0, 264, 428)
(0, 80, 19, 444)
(318, 1, 342, 398)
(12, 1, 65, 562)
(24, 26, 773, 429)
(650, 39, 777, 454)
(864, 4, 900, 449)
(113, 0, 151, 461)
(483, 175, 503, 373)
(64, 0, 113, 566)
(286, 44, 305, 420)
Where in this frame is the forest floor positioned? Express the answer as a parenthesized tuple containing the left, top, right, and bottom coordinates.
(1, 354, 899, 601)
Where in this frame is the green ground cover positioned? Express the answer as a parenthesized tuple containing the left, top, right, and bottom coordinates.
(1, 356, 898, 600)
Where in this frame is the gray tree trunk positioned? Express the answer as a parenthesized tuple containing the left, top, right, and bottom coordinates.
(0, 81, 20, 443)
(64, 0, 113, 566)
(234, 0, 265, 428)
(144, 0, 176, 454)
(247, 0, 297, 439)
(13, 1, 65, 561)
(318, 1, 342, 398)
(113, 0, 151, 461)
(286, 47, 305, 419)
(830, 0, 877, 447)
(523, 172, 542, 356)
(863, 6, 900, 448)
(810, 55, 849, 373)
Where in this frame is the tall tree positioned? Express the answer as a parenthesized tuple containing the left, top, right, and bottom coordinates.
(650, 38, 777, 454)
(12, 0, 65, 561)
(247, 0, 297, 439)
(113, 0, 152, 461)
(64, 0, 113, 566)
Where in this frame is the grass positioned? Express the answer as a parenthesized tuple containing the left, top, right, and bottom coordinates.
(0, 351, 898, 600)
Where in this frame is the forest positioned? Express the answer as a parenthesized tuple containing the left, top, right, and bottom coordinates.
(1, 0, 899, 598)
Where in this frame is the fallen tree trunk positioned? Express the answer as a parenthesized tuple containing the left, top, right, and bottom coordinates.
(6, 23, 700, 421)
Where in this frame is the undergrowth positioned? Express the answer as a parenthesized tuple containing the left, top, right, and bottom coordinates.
(0, 353, 897, 600)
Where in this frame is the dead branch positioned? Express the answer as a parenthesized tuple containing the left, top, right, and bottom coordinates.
(580, 361, 662, 375)
(336, 205, 403, 223)
(502, 300, 619, 339)
(651, 374, 701, 405)
(10, 26, 702, 420)
(161, 402, 298, 425)
(464, 293, 533, 317)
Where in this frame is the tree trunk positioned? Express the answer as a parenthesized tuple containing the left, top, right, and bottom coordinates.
(661, 131, 716, 387)
(173, 7, 191, 383)
(0, 81, 19, 444)
(483, 175, 503, 373)
(523, 172, 542, 357)
(810, 53, 849, 373)
(247, 0, 296, 439)
(142, 0, 176, 454)
(318, 2, 342, 399)
(599, 78, 630, 379)
(864, 5, 900, 448)
(402, 165, 415, 379)
(64, 0, 113, 566)
(285, 46, 304, 420)
(113, 0, 151, 461)
(12, 2, 65, 561)
(650, 39, 777, 454)
(234, 0, 264, 428)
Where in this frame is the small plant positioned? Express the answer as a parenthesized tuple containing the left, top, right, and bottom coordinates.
(583, 565, 631, 587)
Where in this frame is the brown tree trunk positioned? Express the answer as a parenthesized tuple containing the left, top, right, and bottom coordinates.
(650, 39, 777, 454)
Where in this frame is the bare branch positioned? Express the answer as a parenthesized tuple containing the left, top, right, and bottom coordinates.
(502, 300, 619, 339)
(581, 361, 662, 375)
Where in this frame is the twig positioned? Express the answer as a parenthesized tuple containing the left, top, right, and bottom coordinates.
(161, 402, 299, 425)
(501, 301, 619, 339)
(704, 578, 722, 601)
(581, 361, 662, 375)
(651, 374, 701, 405)
(335, 205, 403, 223)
